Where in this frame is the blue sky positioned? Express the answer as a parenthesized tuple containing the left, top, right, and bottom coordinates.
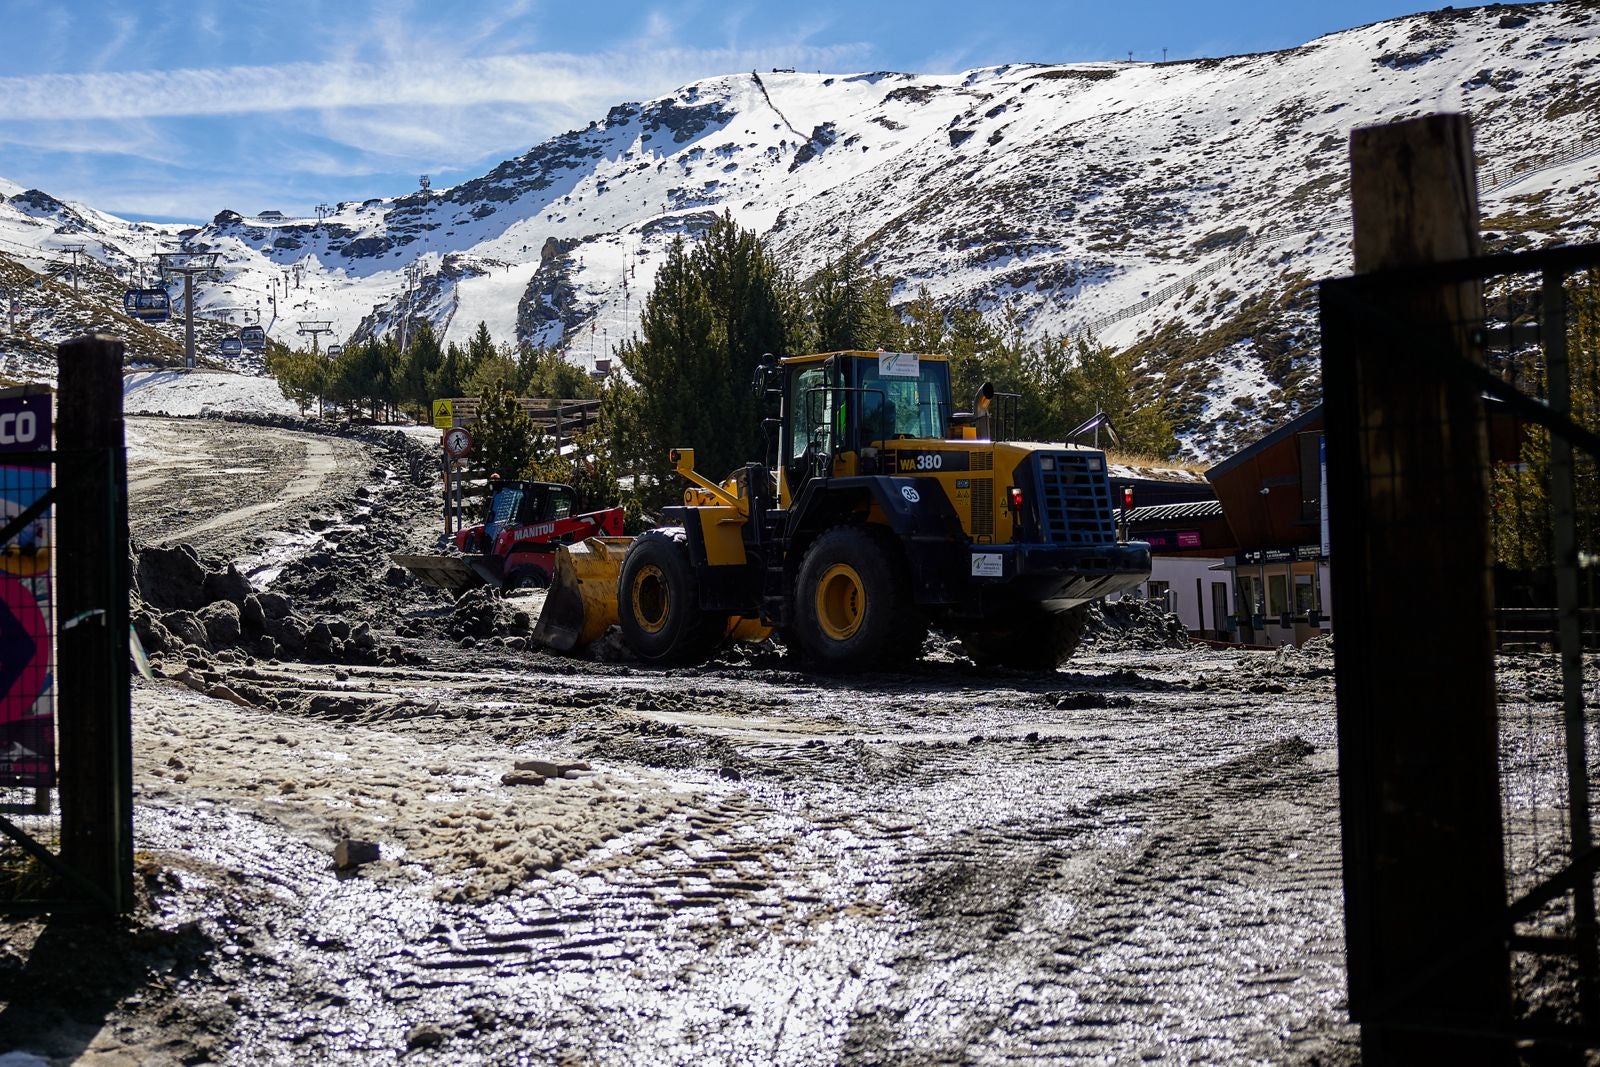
(0, 0, 1473, 222)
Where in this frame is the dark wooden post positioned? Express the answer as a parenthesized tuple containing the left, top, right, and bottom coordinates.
(55, 334, 134, 913)
(1324, 114, 1511, 1062)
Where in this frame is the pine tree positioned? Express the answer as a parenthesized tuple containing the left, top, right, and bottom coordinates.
(809, 248, 903, 352)
(427, 334, 465, 402)
(466, 321, 496, 381)
(472, 385, 538, 501)
(267, 348, 325, 413)
(518, 346, 599, 400)
(616, 214, 790, 510)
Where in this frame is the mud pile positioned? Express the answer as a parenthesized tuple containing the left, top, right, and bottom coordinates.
(1080, 597, 1192, 650)
(131, 542, 411, 668)
(1194, 633, 1337, 693)
(394, 586, 537, 649)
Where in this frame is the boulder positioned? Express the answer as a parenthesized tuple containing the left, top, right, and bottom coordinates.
(334, 839, 381, 870)
(201, 564, 254, 607)
(132, 610, 176, 655)
(263, 615, 307, 651)
(514, 758, 590, 778)
(197, 601, 242, 647)
(161, 610, 211, 651)
(137, 545, 207, 612)
(256, 591, 292, 620)
(240, 595, 267, 633)
(306, 620, 334, 650)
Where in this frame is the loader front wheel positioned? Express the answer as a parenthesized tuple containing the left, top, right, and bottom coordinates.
(793, 526, 903, 672)
(618, 529, 724, 665)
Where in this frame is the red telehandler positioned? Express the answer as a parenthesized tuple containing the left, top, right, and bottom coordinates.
(392, 479, 624, 593)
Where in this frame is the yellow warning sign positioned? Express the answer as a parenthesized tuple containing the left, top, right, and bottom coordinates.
(432, 399, 453, 429)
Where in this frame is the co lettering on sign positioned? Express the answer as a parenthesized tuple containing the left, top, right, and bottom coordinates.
(0, 411, 39, 445)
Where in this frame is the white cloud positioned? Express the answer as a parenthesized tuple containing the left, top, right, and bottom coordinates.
(0, 45, 870, 123)
(0, 118, 184, 167)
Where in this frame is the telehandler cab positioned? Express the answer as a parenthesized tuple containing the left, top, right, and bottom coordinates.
(531, 350, 1151, 671)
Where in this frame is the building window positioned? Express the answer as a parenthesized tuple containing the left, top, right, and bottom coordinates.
(1268, 573, 1289, 617)
(1298, 431, 1322, 522)
(1295, 573, 1316, 614)
(1148, 580, 1171, 610)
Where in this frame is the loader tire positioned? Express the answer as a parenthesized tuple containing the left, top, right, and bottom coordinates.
(960, 603, 1091, 670)
(618, 529, 724, 665)
(793, 525, 908, 673)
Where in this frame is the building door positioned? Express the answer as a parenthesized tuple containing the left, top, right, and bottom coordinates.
(1236, 574, 1261, 644)
(1212, 581, 1231, 642)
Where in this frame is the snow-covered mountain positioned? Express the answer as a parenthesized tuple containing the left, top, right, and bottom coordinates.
(2, 2, 1597, 457)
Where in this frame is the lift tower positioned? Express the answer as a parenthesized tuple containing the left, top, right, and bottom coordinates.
(297, 319, 335, 416)
(157, 251, 221, 369)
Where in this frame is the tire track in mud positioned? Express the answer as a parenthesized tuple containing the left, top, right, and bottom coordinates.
(131, 624, 1355, 1064)
(842, 736, 1353, 1065)
(338, 670, 1355, 1063)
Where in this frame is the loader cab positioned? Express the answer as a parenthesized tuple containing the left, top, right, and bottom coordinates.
(777, 351, 953, 506)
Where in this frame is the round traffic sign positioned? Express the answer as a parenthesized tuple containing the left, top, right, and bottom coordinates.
(443, 426, 473, 459)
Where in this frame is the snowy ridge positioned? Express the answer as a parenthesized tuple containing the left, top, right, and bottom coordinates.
(2, 2, 1598, 457)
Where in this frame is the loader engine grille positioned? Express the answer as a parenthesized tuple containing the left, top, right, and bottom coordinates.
(1032, 451, 1117, 546)
(971, 478, 993, 539)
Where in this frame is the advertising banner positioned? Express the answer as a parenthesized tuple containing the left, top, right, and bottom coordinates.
(0, 389, 53, 787)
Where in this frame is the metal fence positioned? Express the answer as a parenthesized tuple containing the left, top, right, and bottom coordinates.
(1325, 241, 1600, 1055)
(0, 338, 133, 916)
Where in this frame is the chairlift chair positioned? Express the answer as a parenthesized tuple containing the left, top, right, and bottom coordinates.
(123, 287, 171, 323)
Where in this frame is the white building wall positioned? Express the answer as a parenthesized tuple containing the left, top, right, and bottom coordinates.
(1119, 556, 1234, 634)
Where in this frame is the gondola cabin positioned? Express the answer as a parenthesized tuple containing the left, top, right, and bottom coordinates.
(123, 288, 171, 322)
(219, 336, 243, 357)
(327, 344, 344, 358)
(240, 325, 266, 350)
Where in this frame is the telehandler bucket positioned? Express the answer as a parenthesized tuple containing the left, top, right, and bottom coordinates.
(389, 553, 488, 594)
(529, 536, 634, 652)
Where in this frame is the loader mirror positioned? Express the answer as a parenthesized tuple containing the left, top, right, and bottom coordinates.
(752, 358, 781, 402)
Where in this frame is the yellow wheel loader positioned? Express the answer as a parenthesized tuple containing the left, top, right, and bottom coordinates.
(530, 350, 1152, 671)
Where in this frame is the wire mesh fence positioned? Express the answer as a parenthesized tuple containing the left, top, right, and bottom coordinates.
(1480, 261, 1600, 1031)
(1326, 243, 1600, 1050)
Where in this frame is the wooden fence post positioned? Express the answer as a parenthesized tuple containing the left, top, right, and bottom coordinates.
(1326, 113, 1511, 1062)
(55, 334, 133, 913)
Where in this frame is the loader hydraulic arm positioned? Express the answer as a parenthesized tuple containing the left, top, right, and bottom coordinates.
(670, 448, 749, 515)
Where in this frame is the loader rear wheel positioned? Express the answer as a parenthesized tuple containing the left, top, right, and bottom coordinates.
(794, 526, 905, 672)
(959, 604, 1091, 671)
(618, 529, 724, 665)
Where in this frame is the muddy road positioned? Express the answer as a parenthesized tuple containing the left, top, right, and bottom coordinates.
(2, 415, 1359, 1065)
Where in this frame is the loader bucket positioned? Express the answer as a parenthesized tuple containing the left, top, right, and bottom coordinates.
(390, 553, 488, 594)
(529, 536, 634, 652)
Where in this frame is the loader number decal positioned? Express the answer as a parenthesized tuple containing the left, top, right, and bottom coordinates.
(893, 451, 968, 473)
